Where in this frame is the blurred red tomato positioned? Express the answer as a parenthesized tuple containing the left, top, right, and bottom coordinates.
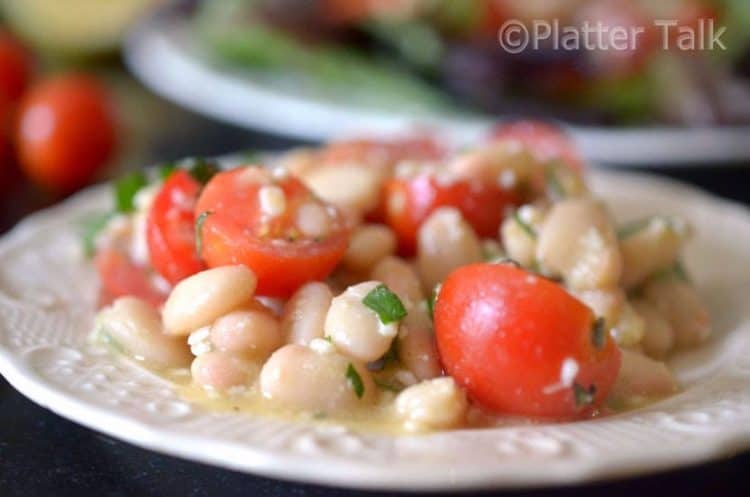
(16, 74, 116, 193)
(0, 30, 33, 104)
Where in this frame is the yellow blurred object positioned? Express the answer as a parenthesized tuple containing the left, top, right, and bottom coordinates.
(0, 0, 166, 56)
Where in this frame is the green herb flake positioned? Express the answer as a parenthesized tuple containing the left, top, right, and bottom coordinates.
(573, 383, 597, 407)
(426, 284, 441, 322)
(80, 211, 114, 258)
(195, 211, 213, 256)
(545, 165, 566, 201)
(651, 261, 690, 283)
(591, 317, 606, 349)
(186, 158, 220, 184)
(346, 363, 365, 399)
(512, 210, 537, 239)
(114, 171, 148, 213)
(363, 284, 407, 324)
(374, 379, 405, 393)
(157, 162, 178, 180)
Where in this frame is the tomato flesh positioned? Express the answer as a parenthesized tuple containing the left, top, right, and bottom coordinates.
(146, 170, 205, 285)
(435, 263, 621, 419)
(95, 248, 166, 308)
(195, 167, 349, 297)
(384, 173, 520, 255)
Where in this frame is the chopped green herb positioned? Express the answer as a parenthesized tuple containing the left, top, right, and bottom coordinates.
(650, 261, 690, 283)
(573, 383, 597, 407)
(186, 158, 220, 184)
(80, 211, 114, 257)
(591, 317, 606, 349)
(157, 162, 178, 180)
(363, 284, 407, 324)
(512, 210, 537, 239)
(313, 411, 327, 420)
(426, 284, 441, 322)
(617, 216, 682, 240)
(493, 258, 521, 268)
(374, 379, 405, 393)
(545, 165, 566, 201)
(114, 171, 148, 213)
(346, 363, 365, 399)
(323, 335, 333, 343)
(195, 211, 213, 256)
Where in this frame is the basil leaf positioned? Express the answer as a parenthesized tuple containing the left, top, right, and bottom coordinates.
(186, 158, 219, 184)
(346, 363, 365, 399)
(363, 284, 407, 324)
(512, 210, 537, 239)
(80, 211, 114, 258)
(573, 383, 597, 407)
(545, 165, 566, 201)
(114, 171, 148, 213)
(157, 162, 178, 180)
(426, 284, 441, 322)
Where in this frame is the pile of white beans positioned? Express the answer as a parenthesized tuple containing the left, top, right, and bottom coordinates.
(93, 141, 711, 430)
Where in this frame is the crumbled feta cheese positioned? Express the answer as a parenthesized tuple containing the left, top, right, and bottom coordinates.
(258, 185, 286, 218)
(188, 327, 212, 357)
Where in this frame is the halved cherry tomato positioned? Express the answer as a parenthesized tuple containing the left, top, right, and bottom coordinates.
(16, 73, 116, 193)
(195, 167, 349, 297)
(95, 248, 167, 308)
(435, 263, 621, 419)
(489, 120, 585, 174)
(384, 171, 521, 255)
(146, 170, 205, 285)
(0, 30, 32, 103)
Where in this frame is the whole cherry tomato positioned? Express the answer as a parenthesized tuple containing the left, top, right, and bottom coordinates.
(16, 74, 116, 193)
(0, 30, 33, 103)
(195, 167, 350, 297)
(146, 170, 206, 285)
(435, 263, 621, 419)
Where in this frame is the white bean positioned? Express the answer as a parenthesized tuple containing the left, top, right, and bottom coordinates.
(395, 377, 468, 432)
(500, 205, 544, 268)
(536, 197, 622, 290)
(162, 265, 257, 336)
(417, 207, 482, 292)
(303, 164, 383, 214)
(620, 217, 690, 288)
(398, 307, 441, 381)
(632, 299, 675, 359)
(95, 297, 192, 369)
(324, 281, 399, 362)
(449, 141, 536, 188)
(282, 282, 333, 345)
(610, 301, 645, 347)
(260, 344, 375, 412)
(343, 225, 397, 273)
(210, 305, 282, 359)
(608, 349, 677, 405)
(191, 351, 259, 391)
(571, 288, 624, 329)
(371, 256, 424, 309)
(643, 278, 710, 348)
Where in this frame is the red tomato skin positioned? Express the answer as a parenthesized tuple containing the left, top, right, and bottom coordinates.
(385, 175, 520, 255)
(489, 120, 586, 174)
(146, 171, 205, 285)
(95, 249, 166, 308)
(0, 31, 32, 103)
(435, 263, 621, 420)
(195, 168, 349, 298)
(16, 74, 116, 193)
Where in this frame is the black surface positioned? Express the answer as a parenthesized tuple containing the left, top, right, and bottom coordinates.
(1, 112, 750, 496)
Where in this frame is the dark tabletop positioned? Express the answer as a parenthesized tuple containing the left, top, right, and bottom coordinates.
(1, 80, 750, 496)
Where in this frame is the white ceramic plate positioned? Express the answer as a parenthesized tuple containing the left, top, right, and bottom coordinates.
(124, 9, 750, 166)
(1, 169, 750, 491)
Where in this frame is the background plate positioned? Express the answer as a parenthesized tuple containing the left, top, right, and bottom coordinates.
(1, 169, 750, 491)
(125, 8, 750, 167)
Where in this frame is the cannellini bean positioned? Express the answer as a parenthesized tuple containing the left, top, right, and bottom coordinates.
(500, 204, 544, 268)
(398, 307, 441, 380)
(643, 278, 710, 348)
(191, 351, 259, 391)
(295, 202, 332, 238)
(210, 306, 282, 359)
(371, 256, 424, 309)
(632, 299, 675, 359)
(324, 281, 399, 362)
(343, 225, 397, 272)
(95, 297, 192, 369)
(395, 377, 468, 432)
(303, 164, 383, 214)
(620, 217, 691, 288)
(536, 198, 622, 290)
(260, 344, 375, 412)
(282, 282, 333, 345)
(610, 301, 645, 347)
(609, 349, 677, 404)
(163, 265, 257, 336)
(449, 141, 537, 189)
(571, 288, 625, 329)
(417, 208, 482, 292)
